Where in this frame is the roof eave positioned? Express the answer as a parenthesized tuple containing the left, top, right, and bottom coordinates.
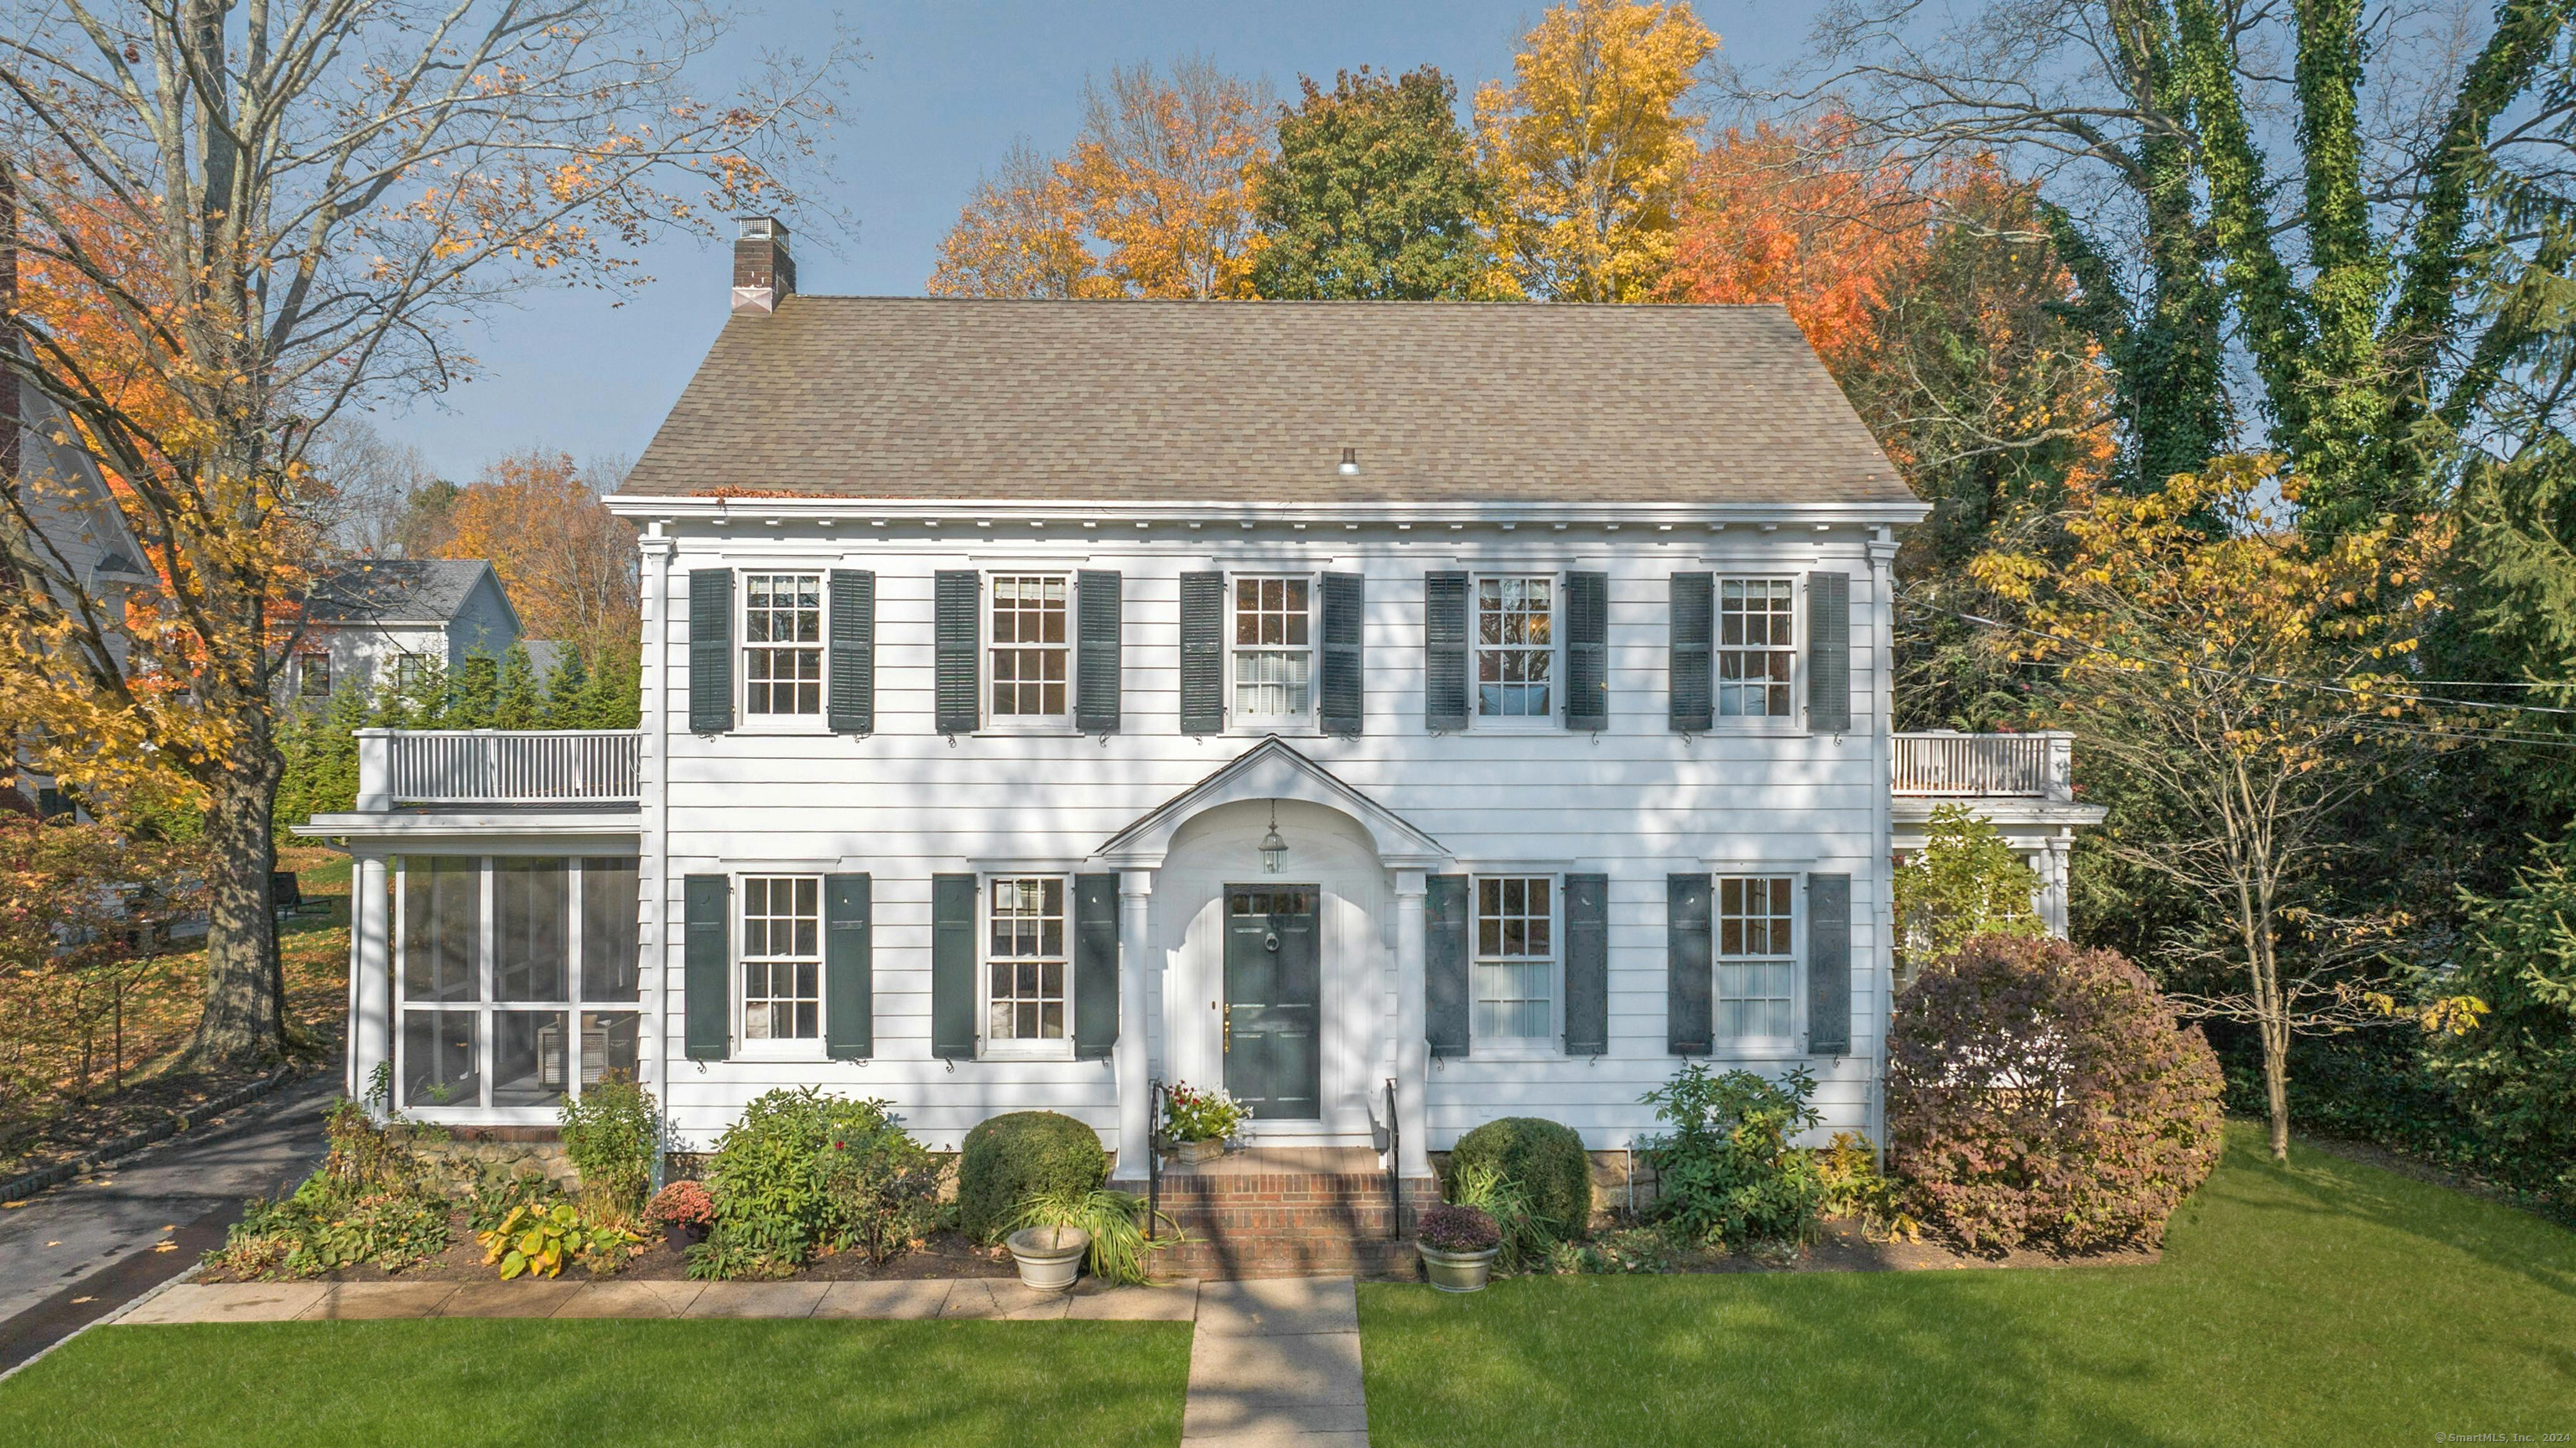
(603, 495, 1930, 528)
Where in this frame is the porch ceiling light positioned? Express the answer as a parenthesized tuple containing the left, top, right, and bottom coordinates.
(1338, 447, 1360, 476)
(1259, 799, 1288, 875)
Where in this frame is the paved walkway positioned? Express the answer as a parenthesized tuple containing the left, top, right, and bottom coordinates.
(1185, 1279, 1368, 1447)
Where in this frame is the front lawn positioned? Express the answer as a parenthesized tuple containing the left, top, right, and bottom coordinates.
(0, 1319, 1191, 1447)
(1361, 1124, 2575, 1446)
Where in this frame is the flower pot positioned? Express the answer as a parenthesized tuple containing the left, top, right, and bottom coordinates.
(1417, 1243, 1498, 1293)
(1171, 1138, 1228, 1166)
(1007, 1226, 1091, 1293)
(666, 1222, 710, 1248)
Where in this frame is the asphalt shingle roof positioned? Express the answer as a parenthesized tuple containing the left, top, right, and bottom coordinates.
(301, 559, 491, 624)
(615, 298, 1914, 508)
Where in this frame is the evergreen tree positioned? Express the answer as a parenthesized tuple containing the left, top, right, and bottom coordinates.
(539, 644, 592, 729)
(492, 642, 542, 729)
(1251, 66, 1494, 301)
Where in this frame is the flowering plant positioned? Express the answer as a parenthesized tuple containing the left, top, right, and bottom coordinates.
(645, 1179, 716, 1231)
(1161, 1083, 1247, 1144)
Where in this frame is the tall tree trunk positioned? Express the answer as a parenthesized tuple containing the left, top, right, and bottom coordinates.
(2262, 1009, 2292, 1162)
(190, 743, 285, 1066)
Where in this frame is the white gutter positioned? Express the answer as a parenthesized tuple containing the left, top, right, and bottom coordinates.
(1867, 525, 1900, 1169)
(602, 495, 1930, 530)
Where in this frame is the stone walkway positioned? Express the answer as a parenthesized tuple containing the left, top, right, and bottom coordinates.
(1184, 1279, 1368, 1447)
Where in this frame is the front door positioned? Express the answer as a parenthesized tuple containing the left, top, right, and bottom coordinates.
(1223, 886, 1321, 1120)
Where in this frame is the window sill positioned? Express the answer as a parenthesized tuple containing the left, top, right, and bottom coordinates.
(974, 721, 1078, 738)
(1467, 719, 1564, 734)
(979, 1043, 1076, 1063)
(731, 719, 833, 736)
(733, 1041, 828, 1062)
(1464, 1044, 1563, 1062)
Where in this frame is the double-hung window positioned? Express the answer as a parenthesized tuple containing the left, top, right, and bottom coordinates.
(396, 855, 641, 1113)
(743, 573, 823, 717)
(298, 651, 331, 698)
(1714, 875, 1796, 1042)
(1476, 575, 1556, 723)
(740, 875, 821, 1044)
(985, 875, 1070, 1058)
(989, 574, 1071, 724)
(1474, 875, 1556, 1046)
(1716, 579, 1795, 719)
(1233, 575, 1313, 725)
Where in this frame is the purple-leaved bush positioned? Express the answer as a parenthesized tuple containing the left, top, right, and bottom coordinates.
(1416, 1203, 1502, 1253)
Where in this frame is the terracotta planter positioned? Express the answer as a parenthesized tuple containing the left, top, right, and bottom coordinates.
(1007, 1225, 1091, 1292)
(1417, 1243, 1498, 1293)
(1171, 1138, 1228, 1166)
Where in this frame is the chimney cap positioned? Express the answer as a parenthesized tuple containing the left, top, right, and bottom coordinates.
(737, 215, 782, 241)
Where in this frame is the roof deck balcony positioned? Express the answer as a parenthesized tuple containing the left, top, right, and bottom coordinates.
(351, 727, 641, 811)
(1890, 730, 2075, 802)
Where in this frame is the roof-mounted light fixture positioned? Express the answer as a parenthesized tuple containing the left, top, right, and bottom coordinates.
(1338, 447, 1360, 477)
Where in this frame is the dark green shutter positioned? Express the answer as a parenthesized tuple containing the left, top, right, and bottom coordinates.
(1426, 874, 1470, 1058)
(824, 873, 872, 1060)
(1320, 572, 1365, 736)
(1670, 573, 1711, 733)
(1073, 874, 1119, 1061)
(932, 874, 977, 1061)
(1808, 873, 1852, 1056)
(684, 875, 730, 1061)
(1808, 570, 1852, 734)
(1563, 873, 1608, 1056)
(828, 570, 875, 734)
(1077, 571, 1122, 734)
(1566, 572, 1608, 732)
(1667, 874, 1712, 1056)
(935, 571, 979, 735)
(1423, 572, 1469, 733)
(1179, 572, 1224, 735)
(688, 570, 733, 734)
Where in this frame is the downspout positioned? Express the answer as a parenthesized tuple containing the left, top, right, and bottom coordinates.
(644, 520, 674, 1185)
(1867, 526, 1898, 1170)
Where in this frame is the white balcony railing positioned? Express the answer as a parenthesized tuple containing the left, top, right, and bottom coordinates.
(355, 729, 641, 808)
(1891, 731, 2073, 800)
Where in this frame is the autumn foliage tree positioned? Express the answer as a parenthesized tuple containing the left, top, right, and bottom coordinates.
(1251, 67, 1495, 301)
(426, 450, 640, 657)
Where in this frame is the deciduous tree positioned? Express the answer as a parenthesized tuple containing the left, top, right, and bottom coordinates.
(1251, 66, 1494, 301)
(432, 450, 640, 656)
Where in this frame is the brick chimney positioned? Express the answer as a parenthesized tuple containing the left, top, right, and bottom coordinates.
(730, 215, 793, 316)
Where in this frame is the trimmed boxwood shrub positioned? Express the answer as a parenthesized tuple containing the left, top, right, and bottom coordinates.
(1449, 1117, 1592, 1237)
(958, 1111, 1108, 1243)
(1888, 934, 2225, 1254)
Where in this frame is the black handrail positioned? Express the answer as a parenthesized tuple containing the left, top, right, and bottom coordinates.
(1384, 1076, 1404, 1239)
(1145, 1077, 1166, 1243)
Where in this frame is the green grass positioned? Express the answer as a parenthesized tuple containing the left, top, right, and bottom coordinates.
(1360, 1124, 2576, 1446)
(0, 1319, 1191, 1447)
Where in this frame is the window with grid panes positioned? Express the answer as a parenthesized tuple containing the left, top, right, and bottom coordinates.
(986, 876, 1068, 1050)
(1233, 576, 1312, 720)
(740, 876, 821, 1041)
(743, 573, 823, 715)
(1474, 876, 1555, 1042)
(1476, 576, 1555, 719)
(989, 575, 1070, 718)
(1716, 579, 1795, 718)
(1715, 875, 1796, 1040)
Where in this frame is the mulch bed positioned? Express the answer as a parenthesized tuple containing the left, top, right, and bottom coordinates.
(198, 1222, 1019, 1286)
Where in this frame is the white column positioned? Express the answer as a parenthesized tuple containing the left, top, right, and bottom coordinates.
(641, 526, 675, 1158)
(2042, 838, 2073, 938)
(1392, 869, 1431, 1181)
(353, 853, 392, 1113)
(1114, 870, 1155, 1182)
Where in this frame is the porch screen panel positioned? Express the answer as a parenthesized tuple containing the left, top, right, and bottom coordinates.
(1178, 572, 1224, 735)
(824, 874, 873, 1061)
(1807, 571, 1852, 734)
(1072, 874, 1119, 1060)
(580, 859, 641, 1001)
(1666, 874, 1714, 1055)
(1422, 573, 1469, 732)
(683, 875, 730, 1061)
(495, 858, 569, 1001)
(1566, 572, 1609, 731)
(1807, 873, 1852, 1055)
(402, 856, 479, 1002)
(1426, 875, 1471, 1058)
(1320, 572, 1365, 735)
(688, 568, 733, 734)
(1670, 573, 1713, 732)
(1562, 873, 1609, 1056)
(931, 875, 978, 1060)
(827, 569, 875, 734)
(934, 571, 979, 734)
(1076, 571, 1123, 734)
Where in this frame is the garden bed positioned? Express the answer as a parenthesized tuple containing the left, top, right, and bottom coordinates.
(197, 1217, 1017, 1286)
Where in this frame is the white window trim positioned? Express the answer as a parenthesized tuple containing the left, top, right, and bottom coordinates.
(737, 569, 829, 734)
(734, 872, 828, 1061)
(1469, 571, 1564, 732)
(981, 872, 1076, 1061)
(1470, 872, 1562, 1058)
(1226, 570, 1321, 734)
(1710, 573, 1805, 734)
(1711, 871, 1805, 1051)
(979, 571, 1078, 736)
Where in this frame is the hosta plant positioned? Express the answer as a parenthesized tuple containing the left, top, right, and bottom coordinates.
(477, 1202, 641, 1280)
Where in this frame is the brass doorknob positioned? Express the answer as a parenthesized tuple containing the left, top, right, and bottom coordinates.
(1223, 1005, 1233, 1054)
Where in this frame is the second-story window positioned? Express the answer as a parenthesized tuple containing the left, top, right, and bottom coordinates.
(744, 573, 823, 716)
(989, 574, 1070, 720)
(1477, 576, 1555, 721)
(298, 651, 331, 698)
(1716, 579, 1795, 719)
(1233, 576, 1312, 723)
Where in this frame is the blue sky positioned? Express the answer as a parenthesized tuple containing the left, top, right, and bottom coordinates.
(382, 1, 1815, 480)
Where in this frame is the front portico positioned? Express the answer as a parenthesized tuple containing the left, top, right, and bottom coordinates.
(1093, 738, 1446, 1183)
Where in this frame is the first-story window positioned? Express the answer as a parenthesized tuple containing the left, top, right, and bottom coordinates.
(1715, 875, 1795, 1041)
(1477, 576, 1555, 721)
(986, 875, 1068, 1056)
(1233, 575, 1312, 723)
(989, 574, 1071, 720)
(393, 654, 432, 692)
(396, 855, 642, 1112)
(740, 875, 821, 1041)
(1474, 875, 1555, 1044)
(298, 651, 331, 697)
(1716, 579, 1795, 719)
(744, 572, 823, 716)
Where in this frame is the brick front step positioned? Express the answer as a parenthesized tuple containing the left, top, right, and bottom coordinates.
(1142, 1168, 1438, 1279)
(1153, 1234, 1419, 1279)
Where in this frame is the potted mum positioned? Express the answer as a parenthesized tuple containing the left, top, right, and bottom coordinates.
(645, 1180, 716, 1247)
(1415, 1204, 1502, 1293)
(1161, 1083, 1246, 1165)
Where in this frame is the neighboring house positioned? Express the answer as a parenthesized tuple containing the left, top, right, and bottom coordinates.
(301, 219, 2104, 1217)
(291, 558, 522, 702)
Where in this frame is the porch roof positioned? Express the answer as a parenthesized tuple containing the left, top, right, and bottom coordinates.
(1092, 736, 1446, 870)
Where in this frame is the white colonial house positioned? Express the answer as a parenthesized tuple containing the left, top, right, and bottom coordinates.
(288, 558, 525, 703)
(303, 220, 2101, 1224)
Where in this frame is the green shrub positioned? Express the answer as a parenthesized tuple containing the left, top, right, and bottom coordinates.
(2433, 832, 2576, 1201)
(1639, 1063, 1827, 1248)
(1450, 1117, 1592, 1238)
(1888, 934, 2225, 1253)
(559, 1073, 659, 1212)
(1446, 1164, 1553, 1272)
(690, 1088, 937, 1279)
(210, 1101, 454, 1279)
(1013, 1187, 1177, 1285)
(958, 1111, 1108, 1243)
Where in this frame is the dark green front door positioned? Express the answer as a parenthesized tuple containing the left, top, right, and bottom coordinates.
(1223, 886, 1320, 1120)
